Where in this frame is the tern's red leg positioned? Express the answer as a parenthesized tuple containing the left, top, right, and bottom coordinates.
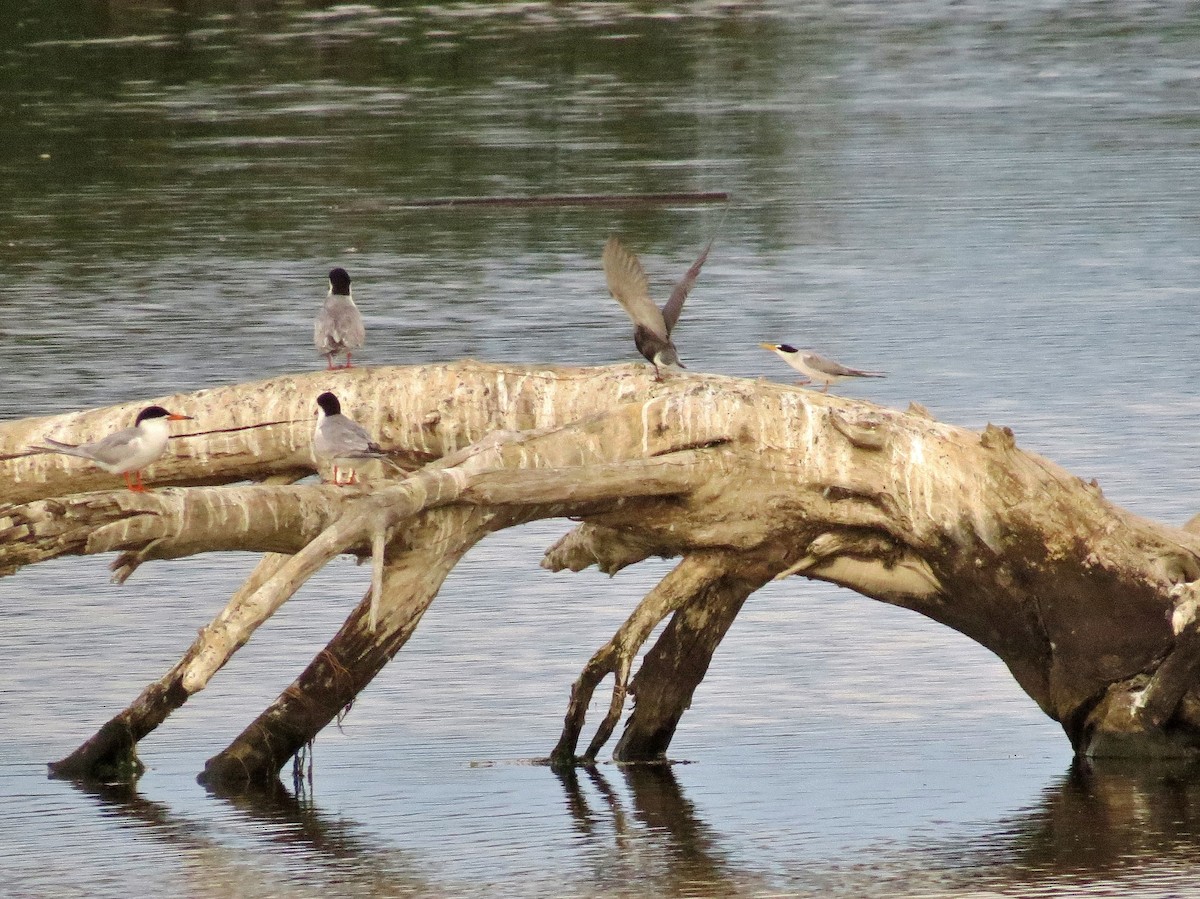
(344, 353, 353, 369)
(326, 356, 335, 371)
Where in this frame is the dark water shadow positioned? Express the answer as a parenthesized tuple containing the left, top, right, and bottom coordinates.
(66, 756, 1200, 897)
(553, 763, 766, 896)
(69, 776, 434, 896)
(962, 757, 1200, 885)
(819, 757, 1200, 899)
(552, 757, 1200, 897)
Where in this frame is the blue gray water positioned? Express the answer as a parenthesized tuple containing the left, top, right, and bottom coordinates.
(3, 2, 1200, 896)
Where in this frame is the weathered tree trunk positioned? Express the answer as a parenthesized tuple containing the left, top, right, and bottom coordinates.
(4, 361, 1200, 785)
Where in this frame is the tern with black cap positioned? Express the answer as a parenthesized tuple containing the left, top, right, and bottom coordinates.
(312, 391, 395, 485)
(760, 343, 885, 393)
(314, 267, 365, 370)
(31, 405, 193, 492)
(602, 236, 711, 380)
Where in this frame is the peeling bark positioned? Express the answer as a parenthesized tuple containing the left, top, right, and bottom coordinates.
(3, 361, 1200, 781)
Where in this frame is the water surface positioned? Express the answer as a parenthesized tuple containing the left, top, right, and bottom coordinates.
(3, 2, 1200, 896)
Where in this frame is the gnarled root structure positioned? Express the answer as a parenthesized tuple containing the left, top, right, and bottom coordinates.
(2, 362, 1200, 783)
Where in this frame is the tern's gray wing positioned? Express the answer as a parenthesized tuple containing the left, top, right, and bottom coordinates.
(603, 237, 669, 341)
(804, 352, 883, 378)
(37, 427, 142, 466)
(316, 414, 380, 459)
(81, 427, 148, 466)
(661, 240, 711, 335)
(315, 297, 365, 354)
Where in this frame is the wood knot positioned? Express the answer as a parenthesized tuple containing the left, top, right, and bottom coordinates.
(829, 412, 887, 451)
(980, 423, 1016, 451)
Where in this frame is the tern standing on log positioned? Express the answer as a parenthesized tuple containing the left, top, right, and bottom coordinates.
(313, 391, 393, 485)
(602, 236, 711, 380)
(314, 267, 365, 370)
(760, 343, 885, 393)
(31, 405, 193, 492)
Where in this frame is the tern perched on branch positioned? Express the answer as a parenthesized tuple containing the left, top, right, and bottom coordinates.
(312, 391, 396, 485)
(30, 405, 193, 492)
(760, 343, 885, 393)
(602, 236, 711, 380)
(314, 267, 365, 370)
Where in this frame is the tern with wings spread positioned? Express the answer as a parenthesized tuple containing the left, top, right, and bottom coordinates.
(602, 236, 711, 380)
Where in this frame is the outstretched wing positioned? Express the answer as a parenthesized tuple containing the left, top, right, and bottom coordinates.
(602, 236, 668, 341)
(661, 240, 711, 335)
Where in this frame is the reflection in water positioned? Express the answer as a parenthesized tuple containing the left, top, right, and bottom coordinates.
(556, 764, 749, 897)
(62, 760, 1200, 898)
(787, 761, 1200, 898)
(205, 778, 436, 895)
(987, 759, 1200, 885)
(71, 775, 437, 897)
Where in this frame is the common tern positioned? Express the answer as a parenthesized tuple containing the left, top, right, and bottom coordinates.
(602, 236, 710, 380)
(760, 343, 885, 393)
(313, 391, 394, 485)
(314, 267, 365, 370)
(31, 405, 193, 492)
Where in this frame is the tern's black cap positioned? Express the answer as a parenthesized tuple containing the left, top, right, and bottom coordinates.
(316, 392, 342, 416)
(135, 406, 172, 424)
(329, 268, 352, 295)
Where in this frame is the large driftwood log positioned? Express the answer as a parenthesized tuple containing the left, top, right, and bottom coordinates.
(4, 361, 1200, 785)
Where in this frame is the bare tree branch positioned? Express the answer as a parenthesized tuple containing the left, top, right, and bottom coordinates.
(5, 361, 1200, 782)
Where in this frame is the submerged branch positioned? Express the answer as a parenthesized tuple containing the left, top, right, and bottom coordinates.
(202, 507, 507, 787)
(552, 552, 733, 767)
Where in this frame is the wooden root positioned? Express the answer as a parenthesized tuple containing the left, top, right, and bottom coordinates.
(614, 563, 775, 763)
(551, 553, 730, 767)
(48, 552, 292, 780)
(200, 507, 502, 787)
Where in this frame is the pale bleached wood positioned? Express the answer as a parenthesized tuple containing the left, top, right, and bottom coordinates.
(9, 361, 1200, 778)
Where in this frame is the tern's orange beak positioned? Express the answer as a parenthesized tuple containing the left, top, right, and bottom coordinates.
(168, 413, 193, 421)
(758, 342, 779, 352)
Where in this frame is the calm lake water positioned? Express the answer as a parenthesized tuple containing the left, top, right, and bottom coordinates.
(3, 1, 1200, 896)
